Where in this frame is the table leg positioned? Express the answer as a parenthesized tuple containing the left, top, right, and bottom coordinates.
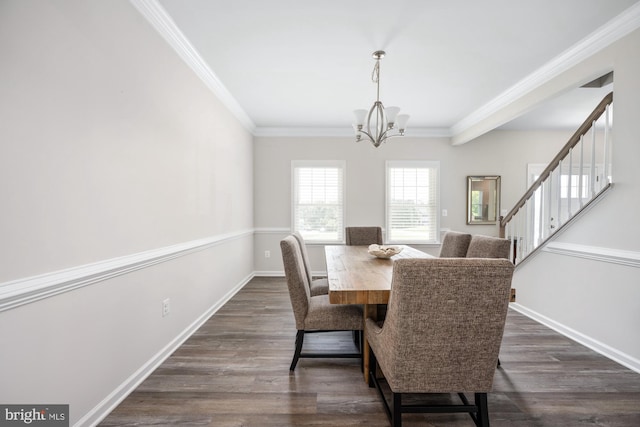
(363, 303, 377, 384)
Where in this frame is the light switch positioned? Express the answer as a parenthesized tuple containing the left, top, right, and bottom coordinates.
(442, 209, 448, 217)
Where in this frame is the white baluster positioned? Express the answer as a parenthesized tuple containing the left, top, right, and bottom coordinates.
(603, 104, 611, 185)
(590, 119, 596, 197)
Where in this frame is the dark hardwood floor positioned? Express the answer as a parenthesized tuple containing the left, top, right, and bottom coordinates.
(100, 277, 640, 426)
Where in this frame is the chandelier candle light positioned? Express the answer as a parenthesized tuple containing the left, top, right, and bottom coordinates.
(353, 51, 409, 148)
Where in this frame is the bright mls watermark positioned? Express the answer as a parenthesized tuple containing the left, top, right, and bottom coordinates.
(0, 405, 68, 426)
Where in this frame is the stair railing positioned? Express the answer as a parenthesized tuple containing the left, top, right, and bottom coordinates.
(500, 92, 613, 264)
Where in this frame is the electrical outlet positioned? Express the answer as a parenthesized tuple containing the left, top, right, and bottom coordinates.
(162, 298, 170, 317)
(264, 250, 271, 258)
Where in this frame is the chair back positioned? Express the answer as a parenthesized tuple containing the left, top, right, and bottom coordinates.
(466, 235, 510, 259)
(439, 231, 472, 257)
(292, 231, 313, 285)
(382, 258, 513, 393)
(280, 236, 310, 329)
(345, 226, 383, 245)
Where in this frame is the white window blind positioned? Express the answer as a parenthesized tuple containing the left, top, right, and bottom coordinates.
(292, 161, 345, 243)
(386, 161, 439, 244)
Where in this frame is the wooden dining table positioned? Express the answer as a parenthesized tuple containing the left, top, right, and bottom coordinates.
(325, 244, 433, 382)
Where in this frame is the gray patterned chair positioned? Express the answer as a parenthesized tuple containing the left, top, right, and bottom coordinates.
(280, 236, 363, 371)
(439, 231, 472, 257)
(466, 235, 511, 259)
(366, 258, 514, 427)
(292, 231, 329, 296)
(466, 234, 512, 368)
(345, 226, 383, 246)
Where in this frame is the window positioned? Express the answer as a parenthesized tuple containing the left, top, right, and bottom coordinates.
(560, 174, 590, 199)
(292, 160, 345, 243)
(386, 161, 439, 244)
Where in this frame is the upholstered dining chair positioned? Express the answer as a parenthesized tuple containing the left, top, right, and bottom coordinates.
(292, 231, 329, 296)
(280, 236, 363, 371)
(345, 226, 383, 246)
(439, 231, 472, 257)
(366, 257, 514, 427)
(466, 234, 511, 259)
(466, 234, 512, 369)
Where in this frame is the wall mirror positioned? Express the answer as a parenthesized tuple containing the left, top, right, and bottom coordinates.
(467, 176, 501, 224)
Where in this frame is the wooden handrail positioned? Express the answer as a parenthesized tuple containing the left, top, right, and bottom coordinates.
(500, 92, 613, 229)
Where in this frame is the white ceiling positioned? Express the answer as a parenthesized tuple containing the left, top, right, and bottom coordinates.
(153, 0, 638, 137)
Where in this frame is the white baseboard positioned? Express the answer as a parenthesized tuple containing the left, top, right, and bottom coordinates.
(253, 270, 284, 277)
(77, 273, 254, 427)
(253, 271, 327, 278)
(510, 303, 640, 374)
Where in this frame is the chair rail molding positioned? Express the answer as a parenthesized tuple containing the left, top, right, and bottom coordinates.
(254, 227, 291, 234)
(0, 229, 254, 312)
(543, 242, 640, 268)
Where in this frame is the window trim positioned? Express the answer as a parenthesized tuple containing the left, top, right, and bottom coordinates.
(385, 160, 440, 244)
(291, 160, 346, 244)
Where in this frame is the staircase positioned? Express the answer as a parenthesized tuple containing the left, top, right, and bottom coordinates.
(499, 92, 613, 265)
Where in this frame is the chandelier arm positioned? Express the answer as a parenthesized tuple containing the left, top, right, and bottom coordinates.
(356, 129, 375, 141)
(353, 50, 407, 148)
(367, 101, 387, 145)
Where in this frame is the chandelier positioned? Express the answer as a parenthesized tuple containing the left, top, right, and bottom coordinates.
(353, 51, 409, 148)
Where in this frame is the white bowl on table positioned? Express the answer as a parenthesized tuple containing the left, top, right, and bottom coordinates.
(368, 244, 403, 259)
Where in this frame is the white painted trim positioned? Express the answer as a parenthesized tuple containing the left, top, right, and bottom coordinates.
(253, 126, 451, 138)
(253, 271, 285, 277)
(543, 242, 640, 268)
(0, 229, 254, 312)
(254, 227, 291, 234)
(78, 273, 254, 427)
(450, 2, 640, 144)
(510, 304, 640, 374)
(254, 127, 354, 138)
(131, 0, 640, 143)
(128, 0, 255, 132)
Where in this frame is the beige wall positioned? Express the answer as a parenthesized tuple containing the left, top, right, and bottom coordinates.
(253, 129, 571, 273)
(253, 28, 640, 372)
(1, 1, 638, 424)
(0, 1, 253, 424)
(511, 28, 640, 368)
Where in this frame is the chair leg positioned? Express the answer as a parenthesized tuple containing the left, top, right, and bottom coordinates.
(392, 392, 402, 427)
(359, 330, 364, 373)
(352, 330, 359, 349)
(290, 330, 304, 371)
(368, 345, 376, 388)
(475, 393, 489, 427)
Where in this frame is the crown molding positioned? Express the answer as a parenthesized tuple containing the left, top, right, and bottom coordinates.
(450, 2, 640, 144)
(131, 0, 640, 142)
(129, 0, 256, 133)
(254, 127, 353, 138)
(253, 126, 451, 138)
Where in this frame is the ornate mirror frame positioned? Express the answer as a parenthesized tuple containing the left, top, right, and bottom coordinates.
(466, 176, 501, 225)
